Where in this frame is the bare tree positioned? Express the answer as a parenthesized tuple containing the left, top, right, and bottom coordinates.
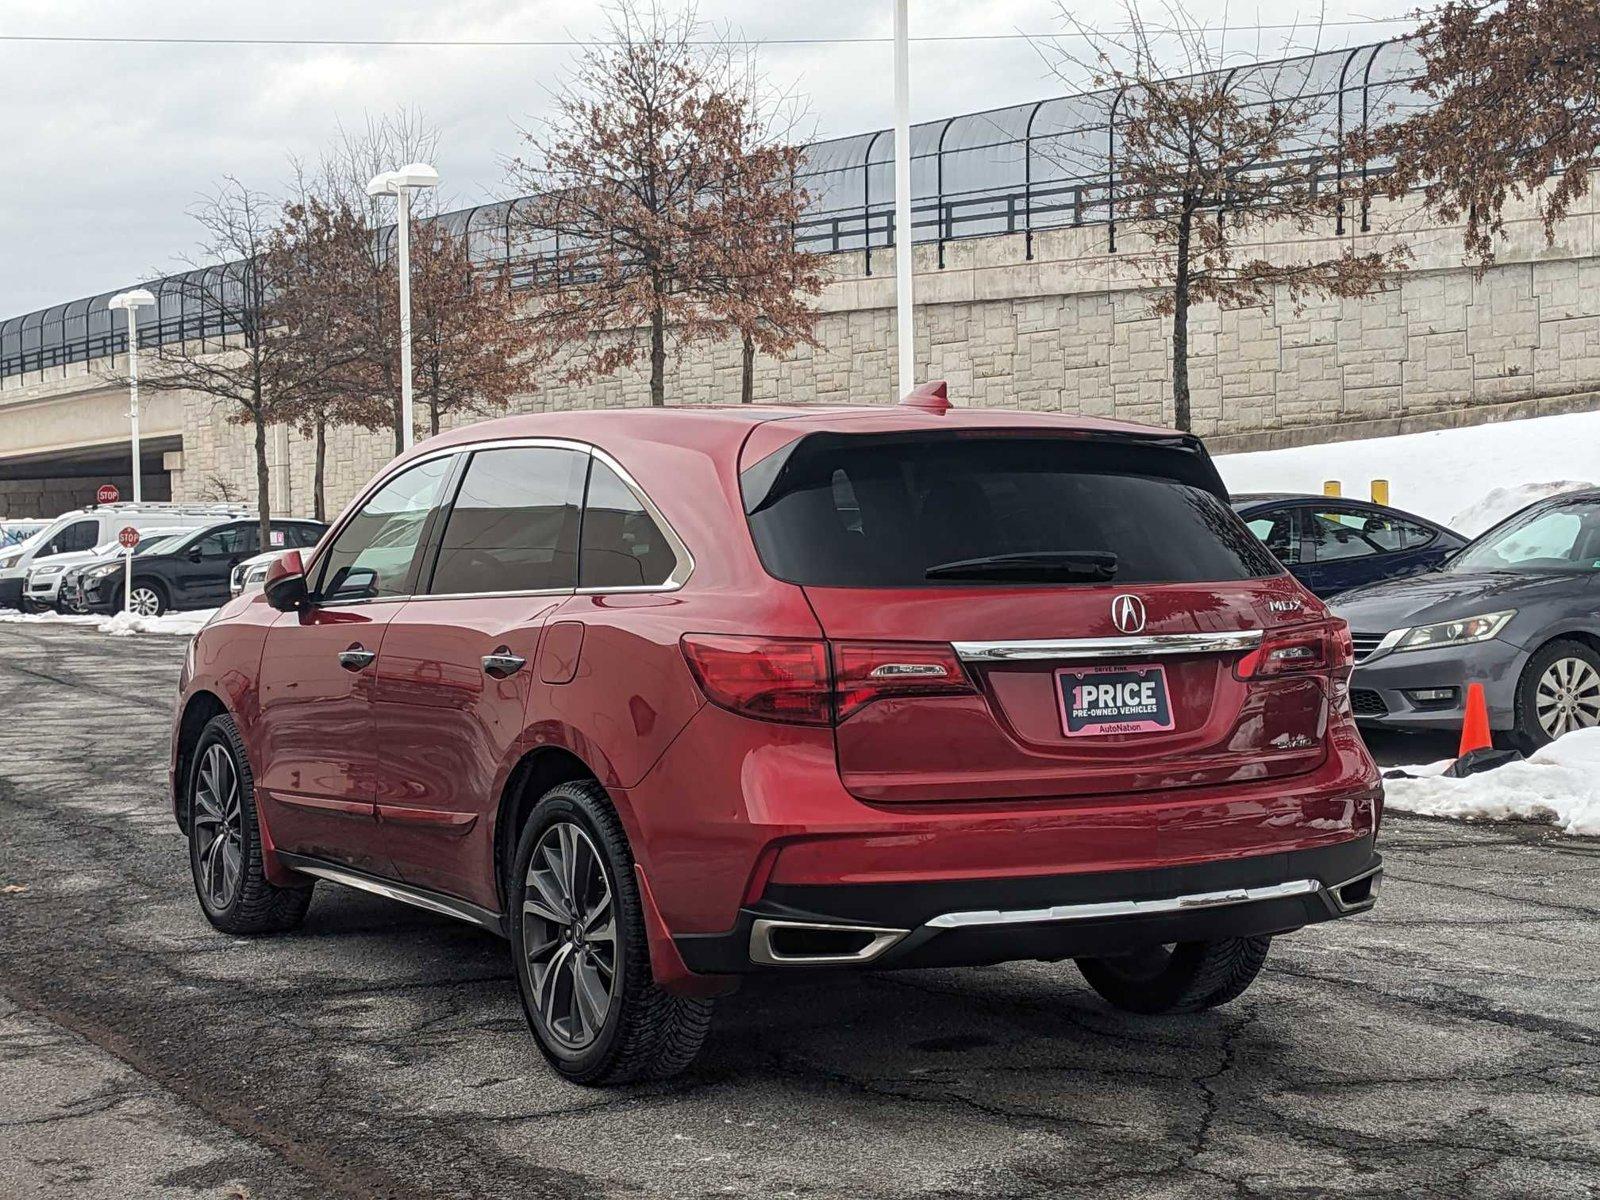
(1036, 3, 1407, 431)
(135, 179, 306, 544)
(1369, 0, 1600, 268)
(507, 1, 820, 406)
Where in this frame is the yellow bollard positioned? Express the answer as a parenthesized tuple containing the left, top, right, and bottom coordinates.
(1322, 480, 1342, 497)
(1370, 479, 1390, 506)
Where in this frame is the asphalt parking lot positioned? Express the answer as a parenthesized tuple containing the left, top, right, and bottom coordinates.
(0, 624, 1596, 1200)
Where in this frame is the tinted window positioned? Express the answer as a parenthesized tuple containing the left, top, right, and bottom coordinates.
(1304, 509, 1383, 561)
(580, 460, 678, 588)
(195, 525, 252, 557)
(42, 519, 98, 557)
(745, 435, 1279, 587)
(430, 447, 586, 595)
(1359, 512, 1436, 552)
(288, 524, 325, 549)
(318, 457, 453, 602)
(1245, 509, 1300, 564)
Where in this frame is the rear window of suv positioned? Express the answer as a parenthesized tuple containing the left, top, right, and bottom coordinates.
(743, 433, 1281, 587)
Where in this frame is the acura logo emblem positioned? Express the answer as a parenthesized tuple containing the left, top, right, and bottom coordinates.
(1112, 594, 1146, 634)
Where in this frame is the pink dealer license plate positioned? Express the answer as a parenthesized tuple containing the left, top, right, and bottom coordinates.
(1057, 663, 1175, 736)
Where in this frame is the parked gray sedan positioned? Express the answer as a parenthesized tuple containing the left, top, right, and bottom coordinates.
(1332, 490, 1600, 749)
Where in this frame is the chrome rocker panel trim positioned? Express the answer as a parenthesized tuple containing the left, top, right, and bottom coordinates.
(277, 852, 504, 935)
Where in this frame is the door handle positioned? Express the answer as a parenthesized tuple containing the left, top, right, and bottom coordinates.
(338, 646, 377, 671)
(482, 650, 527, 679)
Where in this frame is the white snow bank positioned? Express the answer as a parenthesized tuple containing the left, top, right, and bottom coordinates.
(1448, 480, 1598, 536)
(1385, 727, 1600, 836)
(0, 607, 215, 636)
(1216, 409, 1600, 529)
(97, 609, 217, 637)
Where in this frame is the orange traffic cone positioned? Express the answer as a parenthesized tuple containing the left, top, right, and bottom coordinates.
(1458, 682, 1493, 758)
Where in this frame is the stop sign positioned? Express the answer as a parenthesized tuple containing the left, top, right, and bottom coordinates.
(97, 483, 120, 505)
(118, 526, 140, 550)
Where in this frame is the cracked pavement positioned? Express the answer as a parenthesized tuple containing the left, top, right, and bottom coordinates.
(0, 624, 1596, 1199)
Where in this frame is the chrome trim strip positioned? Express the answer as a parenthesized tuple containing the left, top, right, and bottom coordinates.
(924, 878, 1320, 929)
(952, 630, 1264, 663)
(748, 919, 909, 966)
(277, 853, 503, 934)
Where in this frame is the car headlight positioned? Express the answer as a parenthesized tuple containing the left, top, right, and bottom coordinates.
(0, 552, 20, 570)
(1391, 610, 1516, 653)
(86, 564, 121, 580)
(31, 565, 64, 578)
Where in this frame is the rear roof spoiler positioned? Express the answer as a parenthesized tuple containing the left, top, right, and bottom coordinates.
(740, 427, 1229, 517)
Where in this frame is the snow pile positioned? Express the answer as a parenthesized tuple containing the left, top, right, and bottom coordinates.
(0, 610, 101, 627)
(0, 607, 214, 636)
(1216, 408, 1600, 529)
(96, 609, 217, 637)
(1450, 481, 1597, 536)
(1385, 728, 1600, 836)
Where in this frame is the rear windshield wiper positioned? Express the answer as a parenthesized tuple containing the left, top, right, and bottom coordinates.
(924, 551, 1119, 582)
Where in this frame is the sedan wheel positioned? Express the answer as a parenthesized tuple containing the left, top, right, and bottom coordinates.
(1534, 655, 1600, 739)
(191, 743, 245, 911)
(128, 585, 163, 617)
(521, 820, 617, 1052)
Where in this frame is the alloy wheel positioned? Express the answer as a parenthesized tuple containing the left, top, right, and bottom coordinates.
(1535, 656, 1600, 738)
(521, 821, 617, 1052)
(128, 586, 161, 617)
(191, 743, 244, 910)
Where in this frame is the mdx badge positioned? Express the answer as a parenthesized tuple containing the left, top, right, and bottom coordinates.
(1112, 594, 1147, 634)
(1268, 599, 1304, 613)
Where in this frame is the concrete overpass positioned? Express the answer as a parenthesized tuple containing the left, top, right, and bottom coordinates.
(0, 365, 180, 517)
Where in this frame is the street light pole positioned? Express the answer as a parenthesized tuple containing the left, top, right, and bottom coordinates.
(893, 0, 915, 398)
(367, 163, 440, 453)
(108, 289, 156, 502)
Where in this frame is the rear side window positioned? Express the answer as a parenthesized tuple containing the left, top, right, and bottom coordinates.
(579, 460, 678, 588)
(430, 447, 586, 595)
(744, 435, 1280, 587)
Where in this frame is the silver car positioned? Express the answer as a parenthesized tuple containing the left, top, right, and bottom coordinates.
(1333, 490, 1600, 749)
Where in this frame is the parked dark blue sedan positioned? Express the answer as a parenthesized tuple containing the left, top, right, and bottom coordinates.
(1231, 493, 1467, 598)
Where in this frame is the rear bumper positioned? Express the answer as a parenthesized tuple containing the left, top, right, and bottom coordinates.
(676, 836, 1381, 973)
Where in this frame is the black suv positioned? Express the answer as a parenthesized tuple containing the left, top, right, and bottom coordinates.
(81, 519, 325, 615)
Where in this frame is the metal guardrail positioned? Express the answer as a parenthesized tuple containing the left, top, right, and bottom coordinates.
(0, 37, 1424, 383)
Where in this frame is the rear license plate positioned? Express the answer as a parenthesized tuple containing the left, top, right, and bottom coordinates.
(1057, 664, 1174, 736)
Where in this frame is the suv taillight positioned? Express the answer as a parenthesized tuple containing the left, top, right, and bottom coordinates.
(681, 635, 974, 726)
(1235, 618, 1353, 684)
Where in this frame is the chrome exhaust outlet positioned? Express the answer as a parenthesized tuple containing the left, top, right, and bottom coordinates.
(1328, 866, 1383, 913)
(748, 918, 908, 966)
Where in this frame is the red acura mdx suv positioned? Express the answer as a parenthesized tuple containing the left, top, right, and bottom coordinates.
(172, 386, 1383, 1084)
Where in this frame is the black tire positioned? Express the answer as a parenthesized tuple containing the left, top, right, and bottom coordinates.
(187, 714, 313, 935)
(1076, 936, 1271, 1015)
(1510, 638, 1600, 752)
(508, 780, 713, 1086)
(126, 578, 168, 617)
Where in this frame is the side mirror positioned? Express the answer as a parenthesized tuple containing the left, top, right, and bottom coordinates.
(264, 550, 308, 612)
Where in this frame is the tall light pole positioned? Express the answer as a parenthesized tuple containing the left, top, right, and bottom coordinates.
(893, 0, 915, 398)
(108, 289, 156, 502)
(366, 162, 440, 453)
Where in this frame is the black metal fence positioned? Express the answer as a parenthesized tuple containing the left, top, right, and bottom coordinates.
(0, 37, 1424, 383)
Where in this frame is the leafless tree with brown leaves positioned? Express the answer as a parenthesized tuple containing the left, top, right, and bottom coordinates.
(262, 198, 373, 520)
(1369, 0, 1600, 269)
(507, 1, 820, 406)
(1037, 2, 1408, 431)
(291, 112, 538, 453)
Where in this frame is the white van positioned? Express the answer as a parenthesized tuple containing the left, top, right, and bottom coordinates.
(0, 502, 246, 610)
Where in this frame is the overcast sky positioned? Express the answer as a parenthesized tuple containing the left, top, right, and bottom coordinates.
(0, 0, 1417, 317)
